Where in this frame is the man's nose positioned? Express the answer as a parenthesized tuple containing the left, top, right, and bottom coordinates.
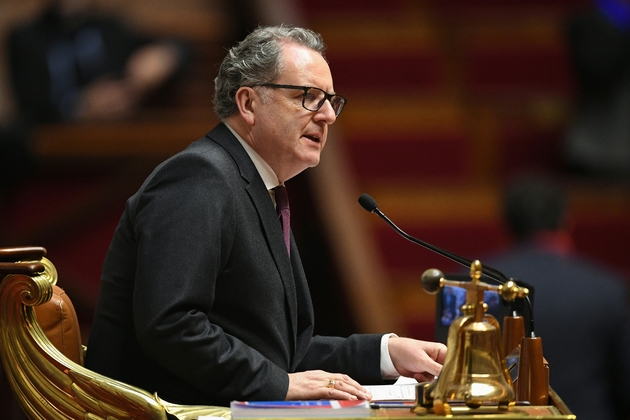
(316, 99, 337, 123)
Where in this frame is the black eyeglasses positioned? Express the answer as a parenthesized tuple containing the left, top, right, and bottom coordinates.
(251, 83, 346, 117)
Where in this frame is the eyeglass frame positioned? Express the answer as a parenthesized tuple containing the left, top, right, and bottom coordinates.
(248, 83, 346, 117)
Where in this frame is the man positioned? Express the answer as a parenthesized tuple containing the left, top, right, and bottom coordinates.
(484, 175, 630, 420)
(85, 25, 446, 406)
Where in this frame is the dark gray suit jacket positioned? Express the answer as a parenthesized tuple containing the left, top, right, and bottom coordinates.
(85, 123, 384, 406)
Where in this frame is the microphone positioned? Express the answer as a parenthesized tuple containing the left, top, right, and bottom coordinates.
(358, 192, 536, 335)
(358, 193, 509, 284)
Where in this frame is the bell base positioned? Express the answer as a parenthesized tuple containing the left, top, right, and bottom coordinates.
(416, 399, 516, 416)
(416, 381, 516, 416)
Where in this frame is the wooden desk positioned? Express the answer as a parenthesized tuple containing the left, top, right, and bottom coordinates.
(232, 391, 575, 420)
(373, 405, 573, 419)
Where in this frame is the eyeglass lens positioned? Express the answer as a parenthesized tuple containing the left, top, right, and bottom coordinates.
(304, 87, 344, 116)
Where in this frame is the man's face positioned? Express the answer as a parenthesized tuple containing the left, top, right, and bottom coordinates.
(249, 42, 338, 182)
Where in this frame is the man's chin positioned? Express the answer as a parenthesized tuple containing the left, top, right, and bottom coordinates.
(306, 155, 321, 169)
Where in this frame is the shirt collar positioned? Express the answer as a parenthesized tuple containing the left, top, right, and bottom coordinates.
(224, 122, 279, 190)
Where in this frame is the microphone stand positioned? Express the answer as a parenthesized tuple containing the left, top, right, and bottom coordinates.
(358, 193, 534, 332)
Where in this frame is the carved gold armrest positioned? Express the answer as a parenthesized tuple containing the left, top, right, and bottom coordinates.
(0, 247, 229, 420)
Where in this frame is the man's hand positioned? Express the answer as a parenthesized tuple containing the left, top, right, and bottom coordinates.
(388, 336, 447, 383)
(286, 370, 372, 401)
(77, 79, 138, 121)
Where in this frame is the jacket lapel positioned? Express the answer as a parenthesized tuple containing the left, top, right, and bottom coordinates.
(206, 124, 299, 346)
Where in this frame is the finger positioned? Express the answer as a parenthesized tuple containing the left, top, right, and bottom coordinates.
(324, 386, 369, 401)
(332, 374, 369, 394)
(422, 358, 444, 377)
(325, 376, 372, 400)
(413, 372, 438, 383)
(430, 343, 448, 364)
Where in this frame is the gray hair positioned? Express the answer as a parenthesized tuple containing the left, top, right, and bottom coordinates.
(213, 25, 327, 120)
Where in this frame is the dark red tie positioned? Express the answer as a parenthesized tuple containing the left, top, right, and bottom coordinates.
(274, 185, 291, 255)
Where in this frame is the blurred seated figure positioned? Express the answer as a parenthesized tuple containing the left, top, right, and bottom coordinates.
(7, 0, 189, 125)
(564, 0, 630, 179)
(485, 174, 630, 420)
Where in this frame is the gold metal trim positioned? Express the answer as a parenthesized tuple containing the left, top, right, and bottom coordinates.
(0, 254, 230, 420)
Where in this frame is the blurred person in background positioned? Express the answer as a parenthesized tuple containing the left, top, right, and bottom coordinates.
(485, 174, 630, 420)
(564, 0, 630, 179)
(1, 0, 190, 217)
(6, 0, 189, 126)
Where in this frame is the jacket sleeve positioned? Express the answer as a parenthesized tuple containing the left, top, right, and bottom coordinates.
(296, 334, 386, 385)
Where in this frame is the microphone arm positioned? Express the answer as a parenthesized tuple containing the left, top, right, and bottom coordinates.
(358, 193, 509, 283)
(358, 193, 536, 336)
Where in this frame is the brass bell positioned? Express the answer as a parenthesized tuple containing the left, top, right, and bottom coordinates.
(417, 260, 527, 415)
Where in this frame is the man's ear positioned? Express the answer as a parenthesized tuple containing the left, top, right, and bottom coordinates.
(234, 87, 257, 126)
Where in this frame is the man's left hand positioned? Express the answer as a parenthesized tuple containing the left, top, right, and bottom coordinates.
(388, 336, 447, 382)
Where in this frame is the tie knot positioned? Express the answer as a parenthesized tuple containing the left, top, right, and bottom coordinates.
(274, 185, 290, 211)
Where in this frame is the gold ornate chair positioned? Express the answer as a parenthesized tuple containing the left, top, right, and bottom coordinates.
(0, 246, 230, 420)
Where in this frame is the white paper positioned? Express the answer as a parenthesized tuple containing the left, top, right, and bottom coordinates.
(364, 378, 418, 401)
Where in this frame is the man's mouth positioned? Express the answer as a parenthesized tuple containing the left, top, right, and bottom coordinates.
(303, 134, 321, 143)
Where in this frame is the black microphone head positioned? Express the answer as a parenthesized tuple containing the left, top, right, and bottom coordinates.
(358, 193, 379, 213)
